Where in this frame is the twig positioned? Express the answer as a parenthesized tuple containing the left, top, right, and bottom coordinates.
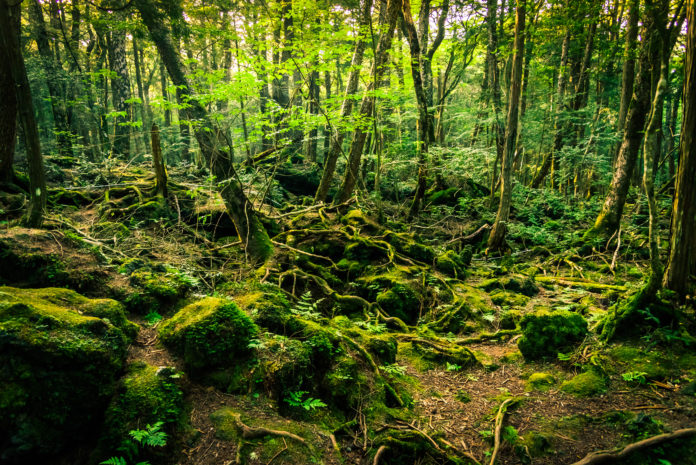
(232, 414, 306, 444)
(489, 399, 513, 465)
(271, 240, 337, 266)
(569, 428, 696, 465)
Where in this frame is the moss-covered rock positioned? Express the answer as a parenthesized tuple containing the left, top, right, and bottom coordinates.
(518, 309, 588, 360)
(480, 275, 539, 297)
(499, 309, 523, 329)
(435, 250, 467, 278)
(359, 272, 422, 324)
(526, 373, 556, 391)
(159, 297, 258, 371)
(384, 231, 435, 263)
(0, 287, 132, 462)
(560, 371, 606, 397)
(98, 362, 184, 460)
(490, 290, 530, 308)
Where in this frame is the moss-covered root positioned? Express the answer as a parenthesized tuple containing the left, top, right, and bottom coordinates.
(598, 285, 676, 341)
(373, 429, 471, 465)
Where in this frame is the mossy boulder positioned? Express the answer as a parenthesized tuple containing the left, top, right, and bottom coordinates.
(344, 237, 390, 262)
(526, 373, 556, 391)
(499, 309, 523, 329)
(98, 362, 184, 460)
(561, 371, 606, 397)
(435, 250, 467, 278)
(341, 209, 381, 233)
(159, 297, 258, 371)
(518, 309, 588, 360)
(0, 287, 133, 462)
(384, 231, 435, 263)
(490, 290, 530, 308)
(359, 272, 422, 324)
(480, 275, 539, 297)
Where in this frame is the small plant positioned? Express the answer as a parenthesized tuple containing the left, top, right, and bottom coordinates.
(101, 422, 167, 465)
(291, 291, 323, 320)
(381, 363, 407, 376)
(284, 391, 327, 411)
(143, 311, 162, 326)
(446, 362, 462, 372)
(622, 371, 648, 384)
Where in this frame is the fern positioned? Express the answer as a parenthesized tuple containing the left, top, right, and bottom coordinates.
(291, 291, 323, 320)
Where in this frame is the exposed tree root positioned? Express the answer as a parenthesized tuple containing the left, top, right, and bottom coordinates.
(232, 413, 306, 444)
(457, 330, 520, 345)
(489, 398, 514, 465)
(569, 428, 696, 465)
(535, 275, 627, 292)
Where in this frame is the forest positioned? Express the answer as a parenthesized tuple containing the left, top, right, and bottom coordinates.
(0, 0, 695, 463)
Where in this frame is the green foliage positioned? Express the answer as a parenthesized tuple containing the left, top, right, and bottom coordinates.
(101, 421, 168, 465)
(284, 391, 327, 411)
(622, 371, 649, 385)
(291, 291, 323, 320)
(381, 363, 407, 376)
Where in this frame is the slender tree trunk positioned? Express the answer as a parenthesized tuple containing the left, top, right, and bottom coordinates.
(160, 60, 171, 127)
(315, 0, 373, 202)
(663, 0, 696, 297)
(531, 30, 569, 188)
(617, 0, 639, 146)
(28, 0, 73, 157)
(402, 0, 430, 218)
(108, 23, 132, 158)
(151, 123, 167, 198)
(322, 69, 332, 161)
(334, 0, 400, 204)
(0, 0, 46, 227)
(133, 37, 151, 153)
(135, 0, 272, 262)
(488, 0, 525, 251)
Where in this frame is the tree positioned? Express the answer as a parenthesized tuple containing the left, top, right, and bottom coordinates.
(0, 0, 47, 227)
(487, 0, 525, 251)
(663, 0, 696, 298)
(0, 4, 17, 185)
(134, 0, 272, 262)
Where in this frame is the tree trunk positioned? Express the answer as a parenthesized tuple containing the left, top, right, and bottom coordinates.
(584, 0, 660, 241)
(334, 0, 400, 205)
(402, 0, 430, 218)
(315, 0, 373, 203)
(108, 23, 132, 158)
(617, 0, 639, 149)
(151, 123, 168, 198)
(28, 0, 73, 157)
(487, 0, 525, 251)
(0, 2, 17, 184)
(305, 69, 320, 163)
(0, 0, 46, 227)
(135, 0, 272, 262)
(663, 0, 696, 297)
(133, 36, 152, 153)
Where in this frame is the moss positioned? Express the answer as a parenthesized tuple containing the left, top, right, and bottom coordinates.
(410, 340, 478, 368)
(560, 370, 606, 397)
(435, 250, 467, 278)
(500, 350, 523, 363)
(490, 290, 530, 308)
(518, 309, 588, 360)
(344, 237, 389, 262)
(336, 258, 365, 275)
(526, 373, 556, 391)
(129, 269, 191, 302)
(98, 362, 184, 460)
(341, 209, 381, 233)
(383, 230, 435, 263)
(364, 335, 398, 364)
(159, 297, 258, 371)
(0, 287, 131, 461)
(480, 275, 539, 297)
(608, 346, 673, 380)
(499, 309, 523, 329)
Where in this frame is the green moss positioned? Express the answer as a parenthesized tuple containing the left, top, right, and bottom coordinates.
(490, 290, 530, 308)
(526, 373, 556, 391)
(0, 287, 131, 461)
(435, 250, 467, 278)
(480, 275, 539, 297)
(344, 237, 389, 262)
(499, 309, 523, 329)
(384, 231, 435, 263)
(129, 269, 190, 301)
(561, 371, 606, 397)
(518, 309, 588, 360)
(608, 346, 673, 380)
(98, 362, 184, 459)
(159, 297, 258, 371)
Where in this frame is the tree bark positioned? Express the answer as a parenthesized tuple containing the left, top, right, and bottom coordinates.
(0, 0, 46, 227)
(315, 0, 373, 203)
(585, 0, 661, 241)
(663, 0, 696, 297)
(135, 0, 272, 262)
(107, 20, 132, 158)
(487, 0, 525, 251)
(617, 0, 639, 154)
(0, 1, 17, 184)
(151, 123, 168, 198)
(334, 0, 400, 205)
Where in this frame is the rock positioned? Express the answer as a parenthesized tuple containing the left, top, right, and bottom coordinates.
(0, 287, 133, 462)
(526, 373, 556, 391)
(480, 275, 539, 297)
(561, 371, 606, 397)
(159, 297, 258, 371)
(518, 309, 588, 360)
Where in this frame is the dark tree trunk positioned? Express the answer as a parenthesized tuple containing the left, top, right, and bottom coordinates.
(663, 0, 696, 297)
(135, 0, 272, 262)
(151, 123, 168, 198)
(0, 2, 17, 184)
(617, 0, 639, 138)
(0, 0, 46, 227)
(488, 0, 525, 251)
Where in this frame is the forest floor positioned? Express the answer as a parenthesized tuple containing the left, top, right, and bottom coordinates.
(2, 162, 695, 465)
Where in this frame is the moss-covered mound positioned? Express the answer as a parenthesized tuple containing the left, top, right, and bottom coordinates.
(159, 297, 258, 371)
(518, 309, 588, 360)
(119, 259, 196, 314)
(0, 287, 134, 462)
(98, 362, 185, 461)
(480, 275, 539, 297)
(561, 370, 606, 397)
